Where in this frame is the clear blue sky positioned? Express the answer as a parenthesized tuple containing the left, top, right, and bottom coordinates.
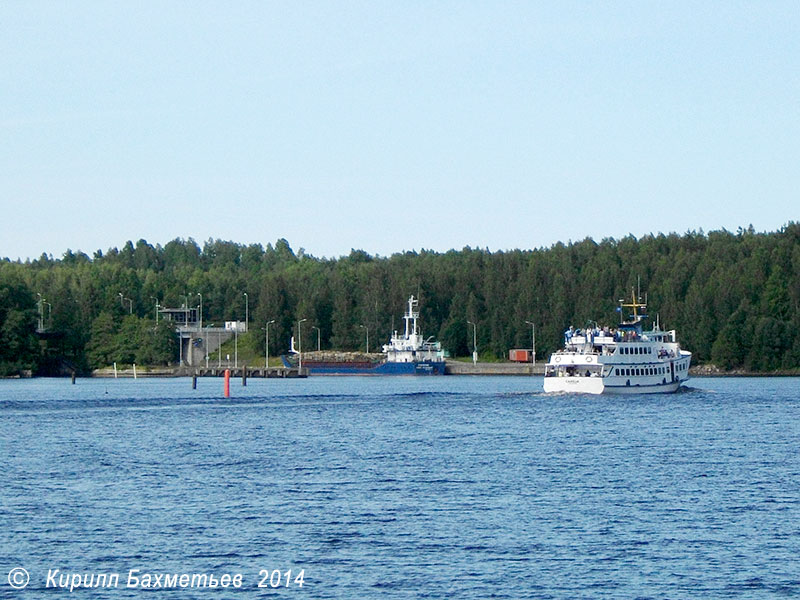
(2, 2, 798, 260)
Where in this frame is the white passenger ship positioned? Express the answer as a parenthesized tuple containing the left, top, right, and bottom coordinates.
(543, 292, 691, 394)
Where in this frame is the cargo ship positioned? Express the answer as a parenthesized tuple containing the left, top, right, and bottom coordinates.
(543, 290, 691, 394)
(281, 295, 446, 375)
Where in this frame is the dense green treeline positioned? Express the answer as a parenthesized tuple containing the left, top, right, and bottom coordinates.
(1, 224, 799, 375)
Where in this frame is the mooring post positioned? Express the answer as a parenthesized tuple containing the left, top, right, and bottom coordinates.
(242, 366, 247, 386)
(71, 372, 76, 385)
(224, 369, 231, 398)
(192, 374, 197, 390)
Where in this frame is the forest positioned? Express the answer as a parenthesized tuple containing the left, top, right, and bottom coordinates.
(1, 224, 799, 376)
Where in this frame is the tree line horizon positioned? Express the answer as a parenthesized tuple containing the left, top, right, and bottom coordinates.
(1, 223, 798, 376)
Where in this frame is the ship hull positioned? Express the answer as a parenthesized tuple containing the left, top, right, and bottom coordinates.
(543, 377, 685, 395)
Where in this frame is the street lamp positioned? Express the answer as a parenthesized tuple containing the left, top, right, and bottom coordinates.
(358, 324, 369, 353)
(297, 318, 307, 371)
(205, 323, 214, 368)
(312, 326, 321, 352)
(181, 293, 189, 326)
(467, 321, 477, 365)
(243, 292, 249, 333)
(118, 292, 132, 314)
(150, 297, 160, 324)
(196, 292, 203, 331)
(263, 319, 275, 369)
(525, 320, 536, 368)
(37, 293, 44, 331)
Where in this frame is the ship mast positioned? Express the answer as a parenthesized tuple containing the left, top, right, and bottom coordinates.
(619, 288, 648, 324)
(404, 295, 419, 339)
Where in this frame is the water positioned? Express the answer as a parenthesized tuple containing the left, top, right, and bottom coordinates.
(2, 376, 799, 598)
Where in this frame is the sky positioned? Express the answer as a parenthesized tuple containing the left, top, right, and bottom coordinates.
(2, 1, 799, 261)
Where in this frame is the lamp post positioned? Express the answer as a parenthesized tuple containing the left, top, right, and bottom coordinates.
(205, 323, 214, 368)
(359, 324, 369, 353)
(312, 326, 321, 352)
(150, 297, 160, 324)
(243, 292, 248, 333)
(467, 320, 477, 365)
(181, 294, 189, 326)
(118, 292, 132, 314)
(196, 293, 203, 331)
(263, 319, 275, 369)
(525, 320, 536, 369)
(297, 318, 307, 372)
(37, 293, 43, 331)
(234, 325, 238, 369)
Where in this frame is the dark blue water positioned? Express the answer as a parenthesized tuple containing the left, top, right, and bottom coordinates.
(2, 376, 799, 598)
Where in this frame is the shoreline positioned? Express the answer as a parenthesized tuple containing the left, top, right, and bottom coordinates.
(5, 363, 799, 379)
